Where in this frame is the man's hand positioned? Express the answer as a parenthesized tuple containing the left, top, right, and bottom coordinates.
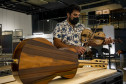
(75, 46, 86, 55)
(103, 37, 113, 45)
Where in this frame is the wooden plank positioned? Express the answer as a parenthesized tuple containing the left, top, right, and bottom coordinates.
(79, 59, 108, 64)
(0, 67, 117, 84)
(0, 75, 16, 84)
(49, 68, 117, 84)
(79, 59, 108, 68)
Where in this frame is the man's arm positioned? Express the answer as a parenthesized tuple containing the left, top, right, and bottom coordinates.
(53, 38, 86, 54)
(53, 38, 72, 48)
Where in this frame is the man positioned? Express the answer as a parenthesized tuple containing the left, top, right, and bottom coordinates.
(53, 4, 112, 55)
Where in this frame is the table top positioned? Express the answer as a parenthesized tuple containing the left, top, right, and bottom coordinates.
(0, 67, 117, 84)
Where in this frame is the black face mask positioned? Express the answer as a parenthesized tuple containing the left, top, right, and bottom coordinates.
(69, 17, 79, 25)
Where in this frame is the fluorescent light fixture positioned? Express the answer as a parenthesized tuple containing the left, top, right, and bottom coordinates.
(103, 9, 110, 14)
(96, 10, 102, 15)
(47, 19, 50, 22)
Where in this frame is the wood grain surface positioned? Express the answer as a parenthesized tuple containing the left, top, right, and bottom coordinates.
(12, 38, 78, 84)
(79, 59, 108, 68)
(1, 67, 117, 84)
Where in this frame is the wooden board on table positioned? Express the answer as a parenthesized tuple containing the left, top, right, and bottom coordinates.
(49, 67, 117, 84)
(79, 59, 108, 68)
(79, 59, 108, 64)
(0, 75, 16, 84)
(1, 67, 117, 84)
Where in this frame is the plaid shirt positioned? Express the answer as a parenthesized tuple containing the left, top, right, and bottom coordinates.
(53, 20, 86, 46)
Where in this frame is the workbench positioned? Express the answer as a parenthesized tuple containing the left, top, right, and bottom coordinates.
(0, 67, 123, 84)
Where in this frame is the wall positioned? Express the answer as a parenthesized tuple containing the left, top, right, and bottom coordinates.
(0, 8, 32, 36)
(38, 19, 57, 34)
(32, 14, 58, 34)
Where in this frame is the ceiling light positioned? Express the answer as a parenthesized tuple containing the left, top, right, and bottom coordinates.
(47, 20, 49, 22)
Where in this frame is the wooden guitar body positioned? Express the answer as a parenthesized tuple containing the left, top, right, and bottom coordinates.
(81, 29, 93, 43)
(81, 29, 106, 45)
(12, 38, 78, 84)
(93, 32, 106, 45)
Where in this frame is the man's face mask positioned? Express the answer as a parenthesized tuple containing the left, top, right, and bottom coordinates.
(69, 17, 79, 25)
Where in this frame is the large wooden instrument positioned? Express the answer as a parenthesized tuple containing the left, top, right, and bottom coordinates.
(12, 38, 78, 84)
(81, 29, 122, 45)
(81, 29, 93, 43)
(81, 29, 106, 45)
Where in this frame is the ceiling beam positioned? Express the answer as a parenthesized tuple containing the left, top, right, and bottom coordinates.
(81, 0, 113, 10)
(79, 0, 110, 7)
